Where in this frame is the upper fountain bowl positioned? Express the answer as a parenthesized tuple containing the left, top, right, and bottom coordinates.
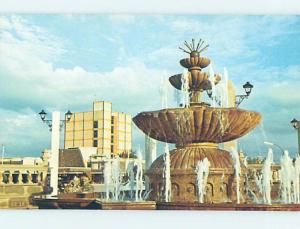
(180, 56, 211, 69)
(169, 72, 211, 91)
(133, 106, 261, 145)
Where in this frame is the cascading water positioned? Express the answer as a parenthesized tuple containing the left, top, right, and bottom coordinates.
(195, 157, 210, 203)
(209, 64, 216, 107)
(261, 148, 273, 204)
(181, 70, 190, 107)
(163, 143, 171, 202)
(230, 147, 241, 204)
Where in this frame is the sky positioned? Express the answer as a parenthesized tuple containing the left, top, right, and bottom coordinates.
(0, 14, 300, 160)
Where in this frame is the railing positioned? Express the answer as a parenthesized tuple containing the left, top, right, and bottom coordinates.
(0, 165, 48, 185)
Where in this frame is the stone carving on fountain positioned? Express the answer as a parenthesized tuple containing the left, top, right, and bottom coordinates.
(133, 39, 262, 203)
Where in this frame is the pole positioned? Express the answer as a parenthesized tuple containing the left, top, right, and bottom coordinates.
(50, 111, 60, 196)
(298, 123, 300, 156)
(1, 144, 4, 165)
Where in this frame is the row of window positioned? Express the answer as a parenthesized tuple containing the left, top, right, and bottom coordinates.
(93, 119, 130, 129)
(93, 140, 114, 152)
(93, 129, 115, 138)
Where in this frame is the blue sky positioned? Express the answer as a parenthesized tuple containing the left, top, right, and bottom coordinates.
(0, 14, 300, 160)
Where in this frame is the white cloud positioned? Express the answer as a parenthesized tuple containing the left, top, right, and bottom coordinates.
(0, 15, 171, 155)
(0, 15, 300, 157)
(167, 16, 298, 62)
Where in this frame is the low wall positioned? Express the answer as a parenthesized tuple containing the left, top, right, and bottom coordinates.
(0, 184, 44, 209)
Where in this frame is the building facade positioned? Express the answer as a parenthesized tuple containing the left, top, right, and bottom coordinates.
(0, 153, 49, 208)
(64, 101, 132, 156)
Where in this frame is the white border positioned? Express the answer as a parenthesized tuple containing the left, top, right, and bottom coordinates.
(0, 0, 300, 14)
(1, 0, 300, 228)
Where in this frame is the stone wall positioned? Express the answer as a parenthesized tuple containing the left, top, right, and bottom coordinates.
(0, 164, 48, 209)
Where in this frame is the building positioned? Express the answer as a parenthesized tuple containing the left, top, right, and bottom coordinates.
(64, 101, 132, 156)
(0, 152, 49, 209)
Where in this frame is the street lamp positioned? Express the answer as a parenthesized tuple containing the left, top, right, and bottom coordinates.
(38, 109, 72, 196)
(207, 81, 254, 107)
(264, 141, 285, 155)
(290, 118, 300, 156)
(235, 82, 253, 107)
(39, 109, 72, 130)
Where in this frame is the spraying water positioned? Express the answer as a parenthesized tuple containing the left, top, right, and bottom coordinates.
(262, 148, 273, 204)
(135, 149, 144, 201)
(111, 155, 121, 201)
(173, 89, 181, 107)
(221, 67, 229, 108)
(230, 147, 241, 204)
(209, 64, 216, 107)
(181, 70, 190, 107)
(163, 143, 171, 202)
(125, 158, 135, 199)
(104, 157, 112, 200)
(195, 157, 210, 203)
(279, 150, 293, 203)
(159, 77, 168, 109)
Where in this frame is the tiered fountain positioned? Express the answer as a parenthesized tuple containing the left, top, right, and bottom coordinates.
(133, 39, 262, 208)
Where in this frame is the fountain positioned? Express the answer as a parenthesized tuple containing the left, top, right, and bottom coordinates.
(133, 39, 261, 207)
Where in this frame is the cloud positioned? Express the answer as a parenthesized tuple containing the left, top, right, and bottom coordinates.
(0, 14, 300, 159)
(0, 108, 51, 157)
(0, 15, 172, 156)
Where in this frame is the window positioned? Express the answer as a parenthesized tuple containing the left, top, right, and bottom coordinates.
(93, 130, 98, 138)
(111, 137, 114, 143)
(93, 121, 98, 128)
(93, 140, 98, 147)
(111, 126, 114, 133)
(111, 145, 114, 152)
(111, 116, 114, 125)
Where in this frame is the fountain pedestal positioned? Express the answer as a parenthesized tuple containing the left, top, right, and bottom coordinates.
(146, 143, 246, 203)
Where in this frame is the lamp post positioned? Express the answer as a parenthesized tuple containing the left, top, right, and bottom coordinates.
(264, 141, 285, 155)
(290, 118, 300, 156)
(235, 82, 253, 107)
(207, 81, 253, 107)
(38, 109, 72, 196)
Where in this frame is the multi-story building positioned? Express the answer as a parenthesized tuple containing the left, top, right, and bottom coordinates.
(64, 101, 132, 156)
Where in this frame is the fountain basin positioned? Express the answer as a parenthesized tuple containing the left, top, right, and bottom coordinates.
(99, 201, 156, 210)
(33, 195, 156, 210)
(169, 72, 211, 91)
(133, 106, 261, 145)
(156, 202, 300, 211)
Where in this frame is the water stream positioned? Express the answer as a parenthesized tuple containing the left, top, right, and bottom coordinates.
(195, 157, 210, 203)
